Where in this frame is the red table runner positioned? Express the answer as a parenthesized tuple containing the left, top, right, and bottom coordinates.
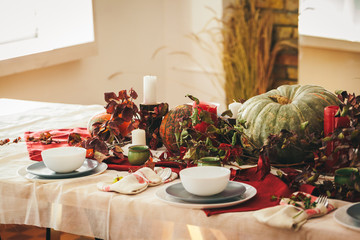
(25, 128, 314, 216)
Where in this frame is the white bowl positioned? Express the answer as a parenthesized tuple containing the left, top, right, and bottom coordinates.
(179, 166, 230, 196)
(41, 147, 86, 173)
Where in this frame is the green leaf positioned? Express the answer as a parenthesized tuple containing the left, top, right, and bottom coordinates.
(175, 132, 180, 148)
(183, 148, 196, 160)
(340, 106, 349, 117)
(300, 121, 309, 131)
(180, 129, 189, 145)
(335, 90, 345, 95)
(186, 94, 199, 105)
(322, 136, 333, 142)
(200, 111, 214, 124)
(206, 125, 218, 134)
(232, 132, 238, 146)
(205, 137, 213, 146)
(190, 108, 200, 126)
(338, 132, 345, 140)
(221, 109, 233, 117)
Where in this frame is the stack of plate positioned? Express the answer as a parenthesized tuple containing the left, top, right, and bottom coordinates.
(18, 159, 107, 182)
(334, 202, 360, 231)
(155, 181, 257, 209)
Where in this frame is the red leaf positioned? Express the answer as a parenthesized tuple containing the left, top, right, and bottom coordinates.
(256, 154, 271, 180)
(122, 107, 134, 122)
(118, 90, 128, 101)
(104, 92, 118, 103)
(129, 88, 138, 100)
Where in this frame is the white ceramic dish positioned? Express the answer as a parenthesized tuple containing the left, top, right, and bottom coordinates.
(41, 146, 86, 173)
(156, 182, 256, 209)
(334, 203, 360, 232)
(165, 181, 246, 203)
(18, 162, 107, 183)
(180, 166, 230, 196)
(26, 159, 98, 178)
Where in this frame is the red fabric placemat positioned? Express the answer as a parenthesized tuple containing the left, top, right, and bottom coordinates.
(24, 128, 186, 173)
(25, 128, 90, 161)
(203, 167, 293, 216)
(25, 128, 315, 216)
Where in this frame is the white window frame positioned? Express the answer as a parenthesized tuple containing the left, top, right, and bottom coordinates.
(299, 0, 360, 52)
(0, 0, 96, 77)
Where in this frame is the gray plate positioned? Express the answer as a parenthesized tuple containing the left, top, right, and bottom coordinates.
(26, 159, 98, 179)
(335, 204, 360, 232)
(347, 203, 360, 221)
(165, 181, 246, 203)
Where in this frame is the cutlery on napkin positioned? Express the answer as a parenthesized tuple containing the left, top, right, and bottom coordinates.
(253, 192, 336, 231)
(97, 167, 178, 195)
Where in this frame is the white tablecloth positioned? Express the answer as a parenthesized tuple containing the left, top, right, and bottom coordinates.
(0, 98, 358, 239)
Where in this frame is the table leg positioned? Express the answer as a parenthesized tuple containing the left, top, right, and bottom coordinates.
(46, 228, 61, 240)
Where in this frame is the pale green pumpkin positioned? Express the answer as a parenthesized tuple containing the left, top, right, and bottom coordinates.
(237, 85, 340, 162)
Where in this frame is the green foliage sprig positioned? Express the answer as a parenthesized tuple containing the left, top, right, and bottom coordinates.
(173, 95, 257, 165)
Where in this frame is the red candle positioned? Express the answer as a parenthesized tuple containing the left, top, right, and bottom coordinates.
(323, 105, 350, 171)
(192, 101, 218, 132)
(324, 106, 350, 136)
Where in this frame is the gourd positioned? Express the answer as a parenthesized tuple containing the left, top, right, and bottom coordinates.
(159, 104, 193, 153)
(87, 112, 130, 137)
(237, 85, 340, 163)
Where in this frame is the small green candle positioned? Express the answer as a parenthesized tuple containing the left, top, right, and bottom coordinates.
(197, 157, 221, 166)
(128, 145, 150, 165)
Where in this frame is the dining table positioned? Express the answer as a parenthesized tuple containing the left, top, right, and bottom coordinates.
(0, 98, 359, 240)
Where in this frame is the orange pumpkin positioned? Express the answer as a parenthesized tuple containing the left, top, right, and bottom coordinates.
(159, 104, 193, 153)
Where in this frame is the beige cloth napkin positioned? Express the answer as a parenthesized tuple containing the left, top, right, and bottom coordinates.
(253, 205, 308, 231)
(253, 192, 336, 231)
(97, 167, 177, 195)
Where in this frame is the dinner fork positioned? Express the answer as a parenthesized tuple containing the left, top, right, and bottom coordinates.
(315, 195, 329, 207)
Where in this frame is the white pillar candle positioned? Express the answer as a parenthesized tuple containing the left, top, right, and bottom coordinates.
(228, 101, 242, 118)
(132, 129, 146, 145)
(143, 75, 157, 104)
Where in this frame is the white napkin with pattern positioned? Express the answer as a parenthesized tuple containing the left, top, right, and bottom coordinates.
(97, 167, 176, 195)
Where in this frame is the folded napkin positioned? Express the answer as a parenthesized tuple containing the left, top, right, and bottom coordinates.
(97, 173, 149, 194)
(253, 192, 336, 231)
(154, 167, 178, 183)
(97, 167, 177, 195)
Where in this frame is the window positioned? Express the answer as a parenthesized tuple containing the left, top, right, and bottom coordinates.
(299, 0, 360, 52)
(0, 0, 96, 76)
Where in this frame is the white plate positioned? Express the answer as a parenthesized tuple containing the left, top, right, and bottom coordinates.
(334, 203, 360, 232)
(165, 181, 246, 203)
(26, 159, 98, 178)
(156, 182, 256, 209)
(18, 162, 107, 183)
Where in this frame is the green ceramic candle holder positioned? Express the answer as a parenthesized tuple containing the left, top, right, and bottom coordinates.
(334, 167, 360, 188)
(197, 157, 221, 167)
(128, 145, 150, 165)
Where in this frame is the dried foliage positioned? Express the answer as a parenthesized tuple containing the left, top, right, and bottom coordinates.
(222, 0, 297, 104)
(262, 91, 360, 200)
(162, 95, 257, 166)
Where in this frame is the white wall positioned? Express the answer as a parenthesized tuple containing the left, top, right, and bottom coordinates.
(1, 0, 359, 111)
(298, 46, 360, 94)
(0, 0, 224, 111)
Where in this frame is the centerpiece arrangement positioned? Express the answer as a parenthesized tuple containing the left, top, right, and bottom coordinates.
(64, 83, 360, 201)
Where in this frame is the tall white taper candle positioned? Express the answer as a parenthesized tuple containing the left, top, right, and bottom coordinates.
(143, 75, 157, 104)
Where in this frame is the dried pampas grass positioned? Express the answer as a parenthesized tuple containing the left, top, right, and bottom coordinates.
(222, 0, 296, 104)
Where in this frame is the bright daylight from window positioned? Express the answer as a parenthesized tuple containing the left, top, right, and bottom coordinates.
(299, 0, 360, 42)
(0, 0, 94, 61)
